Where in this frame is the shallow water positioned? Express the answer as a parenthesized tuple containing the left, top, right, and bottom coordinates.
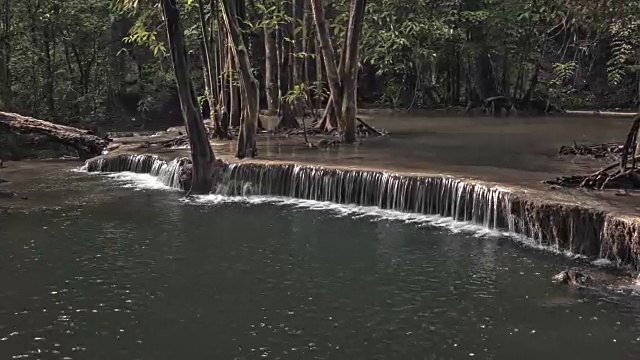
(1, 170, 640, 359)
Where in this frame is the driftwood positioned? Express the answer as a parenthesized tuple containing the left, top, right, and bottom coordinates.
(357, 117, 385, 136)
(0, 111, 109, 159)
(565, 110, 638, 117)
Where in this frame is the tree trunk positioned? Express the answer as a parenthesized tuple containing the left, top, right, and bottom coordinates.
(315, 23, 349, 133)
(521, 63, 540, 107)
(292, 0, 304, 87)
(310, 0, 343, 128)
(315, 37, 323, 115)
(302, 1, 312, 112)
(264, 28, 278, 114)
(340, 0, 366, 144)
(276, 2, 299, 130)
(161, 0, 215, 194)
(221, 0, 259, 158)
(197, 0, 223, 139)
(43, 3, 57, 117)
(1, 0, 12, 110)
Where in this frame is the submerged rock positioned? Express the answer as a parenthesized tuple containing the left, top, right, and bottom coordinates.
(0, 189, 27, 200)
(553, 268, 593, 286)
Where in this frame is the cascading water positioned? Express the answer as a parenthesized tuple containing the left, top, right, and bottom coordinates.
(83, 154, 185, 189)
(218, 163, 510, 229)
(83, 154, 640, 269)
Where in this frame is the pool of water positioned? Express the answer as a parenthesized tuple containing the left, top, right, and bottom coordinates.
(1, 170, 640, 359)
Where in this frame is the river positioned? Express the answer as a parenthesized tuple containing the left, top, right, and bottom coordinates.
(1, 163, 640, 359)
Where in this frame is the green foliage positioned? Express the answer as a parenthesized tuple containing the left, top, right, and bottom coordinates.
(1, 0, 639, 128)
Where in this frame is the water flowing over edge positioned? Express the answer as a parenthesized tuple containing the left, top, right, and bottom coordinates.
(82, 154, 640, 270)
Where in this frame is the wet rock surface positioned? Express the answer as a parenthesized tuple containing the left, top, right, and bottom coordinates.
(553, 268, 593, 286)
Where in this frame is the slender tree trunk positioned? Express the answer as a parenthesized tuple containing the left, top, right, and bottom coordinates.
(217, 21, 232, 137)
(341, 0, 366, 143)
(315, 24, 348, 132)
(227, 44, 241, 128)
(302, 0, 312, 112)
(213, 0, 226, 115)
(264, 28, 278, 114)
(521, 63, 540, 107)
(276, 1, 299, 129)
(310, 0, 342, 127)
(43, 21, 56, 117)
(197, 0, 224, 138)
(161, 0, 215, 194)
(314, 37, 323, 117)
(292, 0, 304, 87)
(1, 0, 12, 110)
(222, 0, 259, 158)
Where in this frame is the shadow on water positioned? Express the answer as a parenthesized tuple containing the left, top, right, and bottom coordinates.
(1, 166, 640, 359)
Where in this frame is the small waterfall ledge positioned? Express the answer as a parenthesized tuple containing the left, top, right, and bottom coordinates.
(83, 154, 640, 269)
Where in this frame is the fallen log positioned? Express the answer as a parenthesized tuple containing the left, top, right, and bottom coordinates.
(0, 112, 109, 159)
(357, 117, 385, 136)
(565, 110, 638, 118)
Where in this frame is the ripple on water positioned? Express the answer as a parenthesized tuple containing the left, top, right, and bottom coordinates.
(2, 173, 640, 359)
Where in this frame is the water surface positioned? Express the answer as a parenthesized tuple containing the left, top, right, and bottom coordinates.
(1, 170, 640, 359)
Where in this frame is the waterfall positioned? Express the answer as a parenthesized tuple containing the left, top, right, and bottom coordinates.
(83, 154, 640, 269)
(83, 154, 185, 189)
(218, 163, 510, 227)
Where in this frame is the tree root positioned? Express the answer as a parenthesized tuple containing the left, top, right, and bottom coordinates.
(558, 141, 622, 158)
(545, 155, 640, 189)
(547, 115, 640, 190)
(356, 117, 386, 137)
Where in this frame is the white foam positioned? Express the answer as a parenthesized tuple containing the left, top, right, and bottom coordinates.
(189, 194, 513, 238)
(105, 172, 178, 191)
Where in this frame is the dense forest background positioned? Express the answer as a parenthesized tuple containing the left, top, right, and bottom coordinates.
(0, 0, 638, 131)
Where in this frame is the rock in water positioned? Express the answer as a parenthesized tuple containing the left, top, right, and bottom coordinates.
(553, 268, 592, 286)
(0, 189, 18, 198)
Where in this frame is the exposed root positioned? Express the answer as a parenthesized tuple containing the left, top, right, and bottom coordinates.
(547, 115, 640, 190)
(558, 141, 622, 158)
(545, 155, 640, 189)
(316, 139, 342, 148)
(356, 117, 386, 137)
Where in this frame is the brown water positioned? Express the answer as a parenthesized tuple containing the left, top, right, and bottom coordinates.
(2, 163, 640, 359)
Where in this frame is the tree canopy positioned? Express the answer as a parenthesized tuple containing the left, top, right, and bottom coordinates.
(0, 0, 638, 131)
